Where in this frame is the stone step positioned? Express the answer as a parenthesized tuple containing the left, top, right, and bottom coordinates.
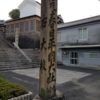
(0, 36, 40, 71)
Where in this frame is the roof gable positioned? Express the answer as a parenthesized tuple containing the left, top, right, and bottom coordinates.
(18, 0, 36, 9)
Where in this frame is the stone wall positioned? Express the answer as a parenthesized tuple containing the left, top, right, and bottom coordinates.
(5, 31, 40, 49)
(5, 15, 41, 49)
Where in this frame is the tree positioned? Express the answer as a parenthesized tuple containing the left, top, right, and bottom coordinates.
(9, 9, 20, 19)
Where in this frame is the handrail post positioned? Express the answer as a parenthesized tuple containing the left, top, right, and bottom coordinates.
(15, 28, 19, 46)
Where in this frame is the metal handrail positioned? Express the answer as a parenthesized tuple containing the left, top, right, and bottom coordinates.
(13, 43, 32, 62)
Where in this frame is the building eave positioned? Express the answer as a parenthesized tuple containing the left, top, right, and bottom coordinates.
(59, 45, 100, 49)
(36, 1, 41, 5)
(57, 15, 100, 29)
(6, 15, 41, 23)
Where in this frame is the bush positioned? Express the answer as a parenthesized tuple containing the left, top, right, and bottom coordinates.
(0, 75, 28, 100)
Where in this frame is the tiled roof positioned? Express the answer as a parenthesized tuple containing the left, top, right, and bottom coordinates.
(57, 15, 100, 29)
(6, 15, 40, 23)
(0, 22, 5, 24)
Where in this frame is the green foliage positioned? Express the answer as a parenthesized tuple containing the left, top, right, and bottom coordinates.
(0, 74, 3, 78)
(0, 76, 28, 100)
(9, 9, 20, 19)
(0, 74, 3, 82)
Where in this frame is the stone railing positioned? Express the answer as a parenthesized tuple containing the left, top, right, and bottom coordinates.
(0, 35, 14, 48)
(13, 43, 32, 62)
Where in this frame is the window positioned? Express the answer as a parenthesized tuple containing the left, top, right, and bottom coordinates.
(11, 24, 14, 33)
(90, 51, 99, 58)
(83, 51, 99, 59)
(15, 23, 19, 29)
(25, 21, 29, 31)
(20, 22, 24, 32)
(57, 32, 61, 41)
(30, 20, 35, 30)
(78, 28, 88, 40)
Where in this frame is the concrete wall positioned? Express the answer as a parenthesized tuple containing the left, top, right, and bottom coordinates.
(62, 48, 100, 69)
(57, 21, 100, 45)
(57, 21, 100, 66)
(57, 42, 62, 63)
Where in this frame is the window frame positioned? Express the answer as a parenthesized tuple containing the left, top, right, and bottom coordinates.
(90, 51, 99, 59)
(78, 28, 88, 40)
(57, 31, 61, 42)
(83, 51, 99, 59)
(70, 51, 79, 65)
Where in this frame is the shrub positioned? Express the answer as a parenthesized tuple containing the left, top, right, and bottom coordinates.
(0, 76, 28, 100)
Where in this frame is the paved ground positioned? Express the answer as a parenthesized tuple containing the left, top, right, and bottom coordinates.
(12, 67, 91, 84)
(0, 65, 100, 100)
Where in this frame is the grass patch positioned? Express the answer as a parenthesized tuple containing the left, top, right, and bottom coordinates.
(0, 74, 28, 100)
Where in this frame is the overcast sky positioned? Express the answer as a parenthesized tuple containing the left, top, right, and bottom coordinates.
(0, 0, 100, 23)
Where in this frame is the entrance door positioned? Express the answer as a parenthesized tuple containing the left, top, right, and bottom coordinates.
(70, 52, 78, 65)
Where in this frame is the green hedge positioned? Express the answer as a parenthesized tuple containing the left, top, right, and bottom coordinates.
(0, 74, 28, 100)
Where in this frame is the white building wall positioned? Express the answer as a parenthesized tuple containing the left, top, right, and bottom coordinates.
(19, 0, 41, 18)
(57, 42, 62, 63)
(36, 4, 41, 16)
(20, 4, 36, 18)
(57, 47, 62, 63)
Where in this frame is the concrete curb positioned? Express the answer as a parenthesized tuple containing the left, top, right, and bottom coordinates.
(7, 91, 33, 100)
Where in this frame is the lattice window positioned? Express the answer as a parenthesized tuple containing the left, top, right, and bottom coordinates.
(30, 20, 35, 30)
(20, 22, 24, 32)
(15, 23, 19, 29)
(25, 21, 29, 31)
(36, 20, 41, 31)
(11, 24, 14, 33)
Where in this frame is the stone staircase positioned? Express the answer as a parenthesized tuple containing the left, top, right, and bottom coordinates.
(0, 36, 40, 71)
(22, 49, 40, 67)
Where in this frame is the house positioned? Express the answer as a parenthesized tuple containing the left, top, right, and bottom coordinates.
(5, 0, 41, 49)
(6, 15, 41, 48)
(18, 0, 41, 18)
(5, 0, 64, 49)
(57, 15, 100, 70)
(18, 0, 64, 24)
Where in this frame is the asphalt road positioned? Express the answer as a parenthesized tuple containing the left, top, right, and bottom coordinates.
(0, 65, 100, 100)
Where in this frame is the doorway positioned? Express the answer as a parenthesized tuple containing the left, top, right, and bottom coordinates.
(70, 52, 78, 65)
